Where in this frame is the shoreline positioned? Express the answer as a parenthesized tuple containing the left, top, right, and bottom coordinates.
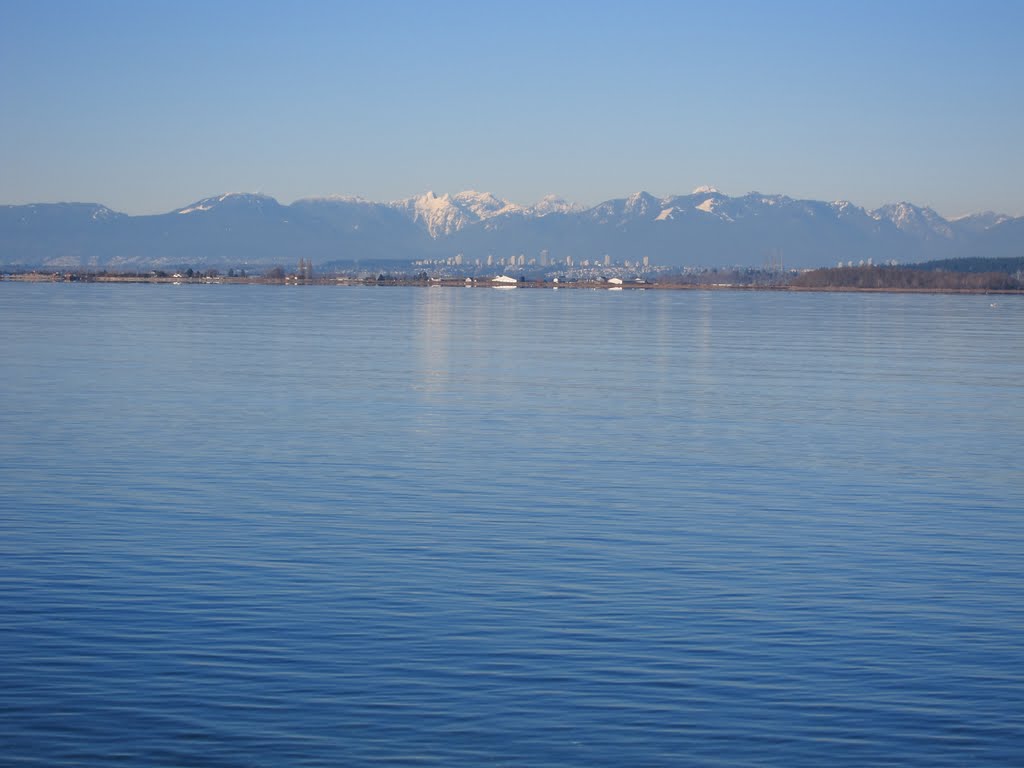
(2, 272, 1022, 295)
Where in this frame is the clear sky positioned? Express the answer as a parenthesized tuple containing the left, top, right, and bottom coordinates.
(2, 0, 1023, 217)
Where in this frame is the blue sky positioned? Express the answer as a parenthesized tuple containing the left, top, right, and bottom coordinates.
(2, 0, 1023, 217)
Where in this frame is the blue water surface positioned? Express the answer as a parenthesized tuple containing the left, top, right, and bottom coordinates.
(1, 283, 1022, 766)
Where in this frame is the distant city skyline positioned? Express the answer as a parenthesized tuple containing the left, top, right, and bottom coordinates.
(3, 0, 1023, 218)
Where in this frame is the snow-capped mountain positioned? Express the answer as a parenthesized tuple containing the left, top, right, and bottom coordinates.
(590, 191, 664, 224)
(870, 202, 954, 240)
(527, 194, 583, 217)
(174, 192, 282, 216)
(586, 190, 872, 229)
(450, 190, 522, 221)
(1, 188, 1020, 269)
(950, 211, 1014, 234)
(390, 190, 522, 237)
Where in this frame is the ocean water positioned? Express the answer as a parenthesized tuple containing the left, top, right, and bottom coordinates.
(1, 283, 1022, 766)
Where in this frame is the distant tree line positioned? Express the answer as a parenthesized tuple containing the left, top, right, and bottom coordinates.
(658, 267, 792, 287)
(792, 265, 1021, 290)
(906, 256, 1024, 275)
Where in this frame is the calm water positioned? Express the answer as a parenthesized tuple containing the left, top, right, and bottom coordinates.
(1, 283, 1022, 766)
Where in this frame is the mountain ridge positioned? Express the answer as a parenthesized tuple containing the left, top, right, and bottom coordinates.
(2, 189, 1020, 270)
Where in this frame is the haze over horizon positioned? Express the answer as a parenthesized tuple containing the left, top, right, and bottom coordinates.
(3, 0, 1023, 219)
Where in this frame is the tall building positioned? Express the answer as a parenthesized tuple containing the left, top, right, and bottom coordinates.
(604, 254, 611, 267)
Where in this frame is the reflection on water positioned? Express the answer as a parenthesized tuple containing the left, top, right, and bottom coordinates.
(416, 285, 455, 397)
(1, 284, 1023, 767)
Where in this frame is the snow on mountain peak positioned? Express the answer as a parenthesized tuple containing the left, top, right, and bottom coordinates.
(403, 192, 460, 237)
(177, 199, 217, 215)
(297, 194, 372, 205)
(90, 205, 118, 221)
(693, 196, 735, 222)
(950, 211, 1012, 231)
(416, 190, 452, 210)
(692, 185, 720, 195)
(529, 194, 581, 216)
(625, 191, 658, 216)
(831, 200, 859, 216)
(871, 202, 954, 239)
(391, 189, 523, 238)
(176, 192, 272, 214)
(452, 190, 522, 219)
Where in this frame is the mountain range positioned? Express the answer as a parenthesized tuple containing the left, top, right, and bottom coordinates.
(1, 188, 1020, 270)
